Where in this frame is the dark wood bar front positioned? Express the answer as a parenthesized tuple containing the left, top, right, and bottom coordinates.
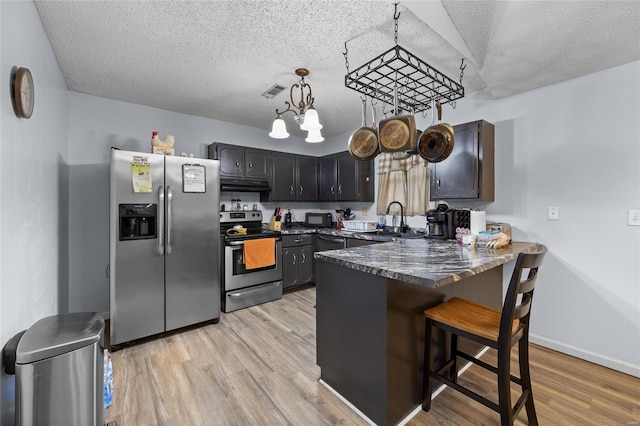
(314, 240, 541, 425)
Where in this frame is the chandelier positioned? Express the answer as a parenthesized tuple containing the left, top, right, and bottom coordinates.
(269, 68, 324, 143)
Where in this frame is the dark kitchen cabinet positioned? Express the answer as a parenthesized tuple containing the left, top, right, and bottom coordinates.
(209, 143, 244, 178)
(207, 143, 270, 180)
(297, 156, 318, 201)
(318, 151, 374, 202)
(245, 148, 270, 180)
(270, 153, 318, 201)
(271, 153, 297, 200)
(318, 155, 336, 200)
(282, 234, 314, 289)
(429, 120, 494, 201)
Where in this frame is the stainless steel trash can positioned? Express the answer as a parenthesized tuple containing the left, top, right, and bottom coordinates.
(15, 312, 105, 426)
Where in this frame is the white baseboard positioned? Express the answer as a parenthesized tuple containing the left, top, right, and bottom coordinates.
(530, 334, 640, 378)
(319, 380, 376, 425)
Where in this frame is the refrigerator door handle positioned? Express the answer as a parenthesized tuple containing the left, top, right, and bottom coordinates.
(158, 186, 165, 256)
(166, 186, 173, 255)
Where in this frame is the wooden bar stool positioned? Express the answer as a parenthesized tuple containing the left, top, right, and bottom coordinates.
(422, 244, 547, 426)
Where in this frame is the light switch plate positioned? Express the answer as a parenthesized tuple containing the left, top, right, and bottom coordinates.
(628, 209, 640, 226)
(547, 206, 559, 221)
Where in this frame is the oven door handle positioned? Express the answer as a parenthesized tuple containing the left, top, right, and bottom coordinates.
(226, 237, 282, 246)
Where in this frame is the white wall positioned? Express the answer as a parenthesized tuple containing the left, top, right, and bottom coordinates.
(0, 2, 70, 424)
(357, 62, 640, 376)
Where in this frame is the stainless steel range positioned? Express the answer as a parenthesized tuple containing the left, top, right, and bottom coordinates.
(220, 210, 282, 312)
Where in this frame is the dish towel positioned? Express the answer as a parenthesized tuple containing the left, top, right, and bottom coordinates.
(243, 238, 276, 270)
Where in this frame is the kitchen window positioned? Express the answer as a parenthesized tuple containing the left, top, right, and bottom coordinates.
(376, 153, 433, 216)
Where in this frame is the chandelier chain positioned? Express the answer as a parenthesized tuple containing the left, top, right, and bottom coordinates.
(393, 3, 400, 45)
(343, 41, 350, 74)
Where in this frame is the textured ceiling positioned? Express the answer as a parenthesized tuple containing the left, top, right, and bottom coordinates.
(34, 0, 640, 140)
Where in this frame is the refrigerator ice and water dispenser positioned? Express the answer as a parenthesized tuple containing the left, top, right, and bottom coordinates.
(119, 204, 157, 240)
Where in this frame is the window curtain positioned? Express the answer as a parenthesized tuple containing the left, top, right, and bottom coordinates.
(376, 153, 434, 216)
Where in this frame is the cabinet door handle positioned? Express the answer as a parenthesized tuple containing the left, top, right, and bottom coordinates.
(338, 184, 342, 195)
(292, 253, 297, 265)
(236, 160, 240, 168)
(290, 185, 294, 195)
(299, 185, 304, 195)
(437, 178, 441, 189)
(248, 160, 253, 170)
(301, 251, 306, 264)
(330, 185, 334, 195)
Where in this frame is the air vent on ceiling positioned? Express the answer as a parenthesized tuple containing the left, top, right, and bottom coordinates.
(261, 84, 286, 99)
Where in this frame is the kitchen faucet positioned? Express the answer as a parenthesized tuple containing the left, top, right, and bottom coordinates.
(385, 201, 406, 232)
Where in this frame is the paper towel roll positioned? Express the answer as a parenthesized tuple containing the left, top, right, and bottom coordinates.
(470, 211, 486, 235)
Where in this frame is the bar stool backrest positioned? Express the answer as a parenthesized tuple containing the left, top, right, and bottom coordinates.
(499, 244, 548, 346)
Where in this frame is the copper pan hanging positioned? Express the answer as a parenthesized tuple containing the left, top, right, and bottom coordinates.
(348, 98, 379, 161)
(418, 101, 454, 163)
(378, 85, 416, 153)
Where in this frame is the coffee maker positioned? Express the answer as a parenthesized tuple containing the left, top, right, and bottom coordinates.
(426, 203, 450, 239)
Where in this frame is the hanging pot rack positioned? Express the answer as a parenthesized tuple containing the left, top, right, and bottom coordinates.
(343, 3, 465, 114)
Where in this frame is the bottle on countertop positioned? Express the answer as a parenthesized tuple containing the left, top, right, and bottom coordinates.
(284, 209, 292, 228)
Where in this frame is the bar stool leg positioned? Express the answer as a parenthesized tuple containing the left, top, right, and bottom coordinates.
(450, 333, 458, 383)
(422, 318, 434, 411)
(519, 334, 538, 425)
(497, 344, 514, 426)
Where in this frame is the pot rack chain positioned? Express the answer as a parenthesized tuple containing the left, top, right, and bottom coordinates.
(343, 3, 465, 113)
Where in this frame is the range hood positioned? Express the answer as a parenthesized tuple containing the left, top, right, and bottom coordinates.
(220, 178, 271, 193)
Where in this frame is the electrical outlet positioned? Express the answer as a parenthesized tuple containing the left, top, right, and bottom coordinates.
(547, 206, 559, 221)
(628, 209, 640, 226)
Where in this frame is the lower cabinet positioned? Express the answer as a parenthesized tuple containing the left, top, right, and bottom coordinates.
(282, 234, 314, 289)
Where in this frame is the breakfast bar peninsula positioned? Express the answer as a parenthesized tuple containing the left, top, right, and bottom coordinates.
(314, 238, 543, 426)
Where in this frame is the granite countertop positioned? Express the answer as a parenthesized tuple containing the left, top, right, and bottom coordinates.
(279, 225, 426, 242)
(313, 239, 543, 288)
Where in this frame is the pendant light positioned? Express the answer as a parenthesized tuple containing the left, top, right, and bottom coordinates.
(268, 68, 323, 142)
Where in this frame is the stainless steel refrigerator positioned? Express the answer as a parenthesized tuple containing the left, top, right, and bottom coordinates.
(109, 149, 220, 346)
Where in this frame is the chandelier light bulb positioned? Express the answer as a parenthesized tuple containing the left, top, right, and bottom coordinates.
(269, 117, 289, 139)
(300, 108, 322, 131)
(305, 128, 324, 143)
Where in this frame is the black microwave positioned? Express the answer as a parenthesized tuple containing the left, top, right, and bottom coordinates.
(305, 212, 333, 228)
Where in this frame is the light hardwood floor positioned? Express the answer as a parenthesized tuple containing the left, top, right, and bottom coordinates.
(105, 287, 640, 425)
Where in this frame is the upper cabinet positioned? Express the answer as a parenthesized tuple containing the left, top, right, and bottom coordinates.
(429, 120, 494, 201)
(244, 148, 270, 180)
(318, 151, 373, 202)
(208, 143, 372, 203)
(270, 153, 318, 201)
(207, 143, 270, 180)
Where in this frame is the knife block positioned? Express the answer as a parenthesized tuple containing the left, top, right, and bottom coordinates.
(268, 215, 281, 231)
